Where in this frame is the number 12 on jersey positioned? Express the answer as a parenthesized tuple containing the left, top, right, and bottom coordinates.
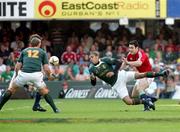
(27, 50, 39, 58)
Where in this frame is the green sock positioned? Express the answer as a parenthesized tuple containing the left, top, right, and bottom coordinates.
(0, 90, 12, 110)
(44, 94, 57, 112)
(146, 72, 163, 78)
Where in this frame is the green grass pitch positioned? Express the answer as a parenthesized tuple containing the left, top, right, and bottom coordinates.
(1, 99, 180, 132)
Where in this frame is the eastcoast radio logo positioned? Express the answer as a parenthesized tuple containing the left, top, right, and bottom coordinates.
(38, 1, 56, 17)
(37, 0, 150, 18)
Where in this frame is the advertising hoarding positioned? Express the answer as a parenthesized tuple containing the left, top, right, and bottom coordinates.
(0, 0, 34, 20)
(35, 0, 166, 19)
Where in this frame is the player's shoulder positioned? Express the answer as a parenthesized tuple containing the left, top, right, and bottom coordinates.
(139, 49, 145, 54)
(39, 48, 46, 53)
(22, 47, 29, 51)
(21, 47, 30, 53)
(138, 49, 147, 57)
(89, 63, 94, 69)
(102, 57, 116, 62)
(88, 63, 96, 73)
(101, 57, 111, 61)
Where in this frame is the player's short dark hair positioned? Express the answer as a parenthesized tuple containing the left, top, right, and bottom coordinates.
(29, 34, 42, 47)
(90, 51, 100, 57)
(129, 40, 139, 47)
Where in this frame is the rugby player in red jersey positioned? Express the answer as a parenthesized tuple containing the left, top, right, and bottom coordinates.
(120, 40, 166, 111)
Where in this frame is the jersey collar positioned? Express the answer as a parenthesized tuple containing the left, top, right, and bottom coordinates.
(94, 59, 103, 67)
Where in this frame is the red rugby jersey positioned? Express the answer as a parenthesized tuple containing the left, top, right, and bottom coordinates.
(127, 49, 152, 72)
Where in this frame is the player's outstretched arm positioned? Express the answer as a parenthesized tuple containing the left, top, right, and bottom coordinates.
(123, 57, 142, 67)
(113, 59, 122, 72)
(14, 62, 22, 78)
(43, 64, 55, 80)
(90, 73, 96, 86)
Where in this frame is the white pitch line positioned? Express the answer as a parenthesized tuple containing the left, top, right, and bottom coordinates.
(158, 104, 180, 107)
(5, 106, 31, 111)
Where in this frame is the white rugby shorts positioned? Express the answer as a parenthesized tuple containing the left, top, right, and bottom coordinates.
(112, 70, 135, 99)
(13, 71, 46, 89)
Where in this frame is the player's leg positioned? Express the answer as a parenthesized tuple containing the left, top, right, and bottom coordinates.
(131, 85, 150, 108)
(131, 79, 151, 111)
(119, 84, 151, 106)
(133, 77, 155, 110)
(0, 71, 18, 110)
(144, 81, 159, 110)
(135, 79, 149, 95)
(132, 80, 149, 99)
(122, 96, 144, 105)
(125, 71, 149, 100)
(118, 70, 154, 108)
(25, 83, 46, 112)
(136, 79, 153, 111)
(131, 80, 149, 98)
(32, 92, 46, 112)
(33, 72, 59, 113)
(0, 81, 19, 110)
(38, 87, 59, 113)
(31, 72, 59, 113)
(122, 94, 155, 111)
(134, 70, 168, 109)
(113, 71, 149, 106)
(131, 85, 139, 98)
(135, 69, 170, 79)
(0, 71, 32, 110)
(118, 85, 150, 106)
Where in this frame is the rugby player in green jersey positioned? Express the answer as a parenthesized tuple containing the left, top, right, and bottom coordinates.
(0, 34, 59, 113)
(89, 51, 169, 109)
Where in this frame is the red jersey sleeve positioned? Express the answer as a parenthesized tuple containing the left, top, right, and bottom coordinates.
(137, 50, 146, 63)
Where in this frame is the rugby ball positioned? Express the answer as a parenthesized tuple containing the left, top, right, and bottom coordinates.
(49, 56, 59, 65)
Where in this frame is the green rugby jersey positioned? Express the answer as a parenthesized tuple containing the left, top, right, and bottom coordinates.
(18, 47, 48, 73)
(89, 57, 118, 86)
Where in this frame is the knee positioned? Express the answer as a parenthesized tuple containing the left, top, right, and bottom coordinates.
(136, 86, 142, 91)
(8, 82, 19, 94)
(39, 88, 49, 95)
(8, 88, 17, 94)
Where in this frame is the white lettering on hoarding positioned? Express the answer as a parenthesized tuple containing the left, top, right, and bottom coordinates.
(65, 88, 90, 98)
(95, 87, 118, 98)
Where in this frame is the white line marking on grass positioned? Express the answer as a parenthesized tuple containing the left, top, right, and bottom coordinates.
(2, 101, 61, 111)
(158, 104, 180, 107)
(5, 106, 31, 111)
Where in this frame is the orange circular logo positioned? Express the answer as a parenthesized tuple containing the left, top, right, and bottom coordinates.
(38, 1, 56, 17)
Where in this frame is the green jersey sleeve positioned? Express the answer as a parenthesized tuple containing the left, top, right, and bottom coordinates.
(101, 57, 117, 65)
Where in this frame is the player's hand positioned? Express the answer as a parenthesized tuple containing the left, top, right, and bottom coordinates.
(106, 72, 114, 78)
(90, 73, 96, 80)
(48, 73, 56, 81)
(122, 57, 128, 64)
(122, 57, 130, 65)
